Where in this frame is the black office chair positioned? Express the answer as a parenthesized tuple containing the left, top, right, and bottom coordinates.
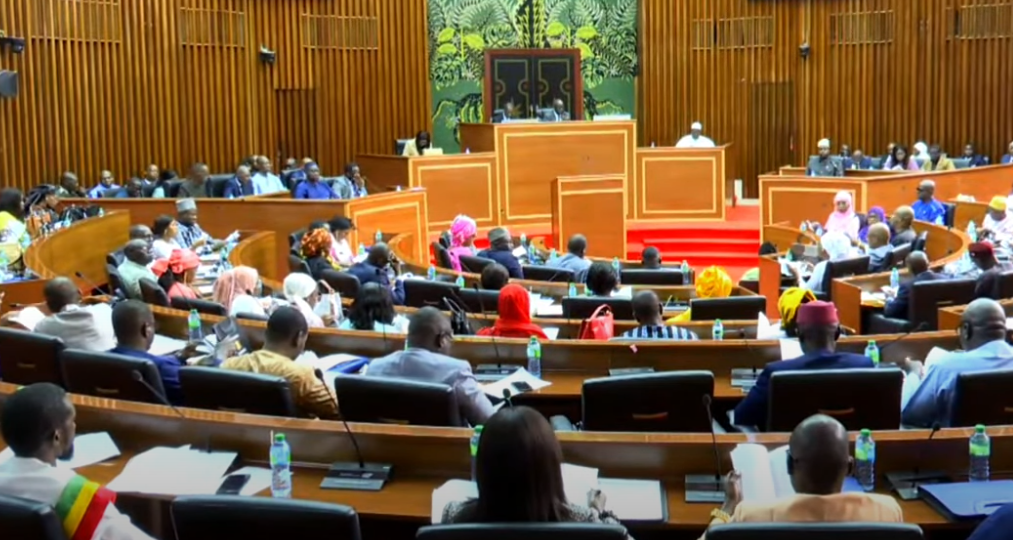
(620, 268, 685, 286)
(767, 368, 903, 432)
(288, 252, 311, 275)
(0, 494, 66, 540)
(107, 249, 125, 267)
(522, 265, 576, 283)
(320, 269, 361, 300)
(289, 228, 306, 249)
(100, 187, 126, 198)
(459, 255, 495, 274)
(171, 297, 228, 316)
(911, 231, 928, 252)
(818, 255, 871, 301)
(690, 296, 766, 321)
(987, 270, 1013, 300)
(581, 371, 715, 432)
(868, 278, 976, 333)
(207, 174, 233, 198)
(417, 524, 628, 540)
(433, 242, 454, 270)
(106, 264, 129, 299)
(165, 179, 183, 198)
(334, 376, 464, 427)
(404, 280, 461, 309)
(458, 288, 500, 314)
(235, 312, 270, 322)
(179, 367, 297, 417)
(942, 203, 957, 228)
(950, 369, 1013, 427)
(0, 328, 66, 386)
(395, 138, 413, 155)
(561, 297, 634, 320)
(707, 523, 923, 540)
(172, 496, 362, 540)
(890, 243, 912, 269)
(139, 278, 170, 307)
(61, 349, 168, 404)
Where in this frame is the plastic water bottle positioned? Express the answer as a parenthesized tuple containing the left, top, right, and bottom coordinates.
(855, 429, 876, 491)
(427, 265, 437, 281)
(568, 282, 577, 297)
(526, 336, 542, 379)
(470, 426, 483, 481)
(0, 251, 8, 282)
(650, 141, 656, 148)
(520, 233, 527, 247)
(357, 243, 367, 256)
(612, 257, 621, 274)
(270, 433, 292, 498)
(865, 340, 880, 365)
(98, 207, 105, 217)
(969, 424, 991, 482)
(968, 220, 978, 242)
(681, 260, 690, 284)
(890, 268, 900, 290)
(187, 309, 203, 342)
(375, 229, 383, 244)
(465, 147, 471, 154)
(455, 274, 465, 287)
(712, 319, 724, 341)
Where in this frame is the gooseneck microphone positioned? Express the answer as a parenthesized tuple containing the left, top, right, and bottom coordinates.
(702, 394, 723, 485)
(501, 388, 514, 408)
(314, 369, 365, 469)
(684, 394, 726, 503)
(131, 370, 211, 452)
(887, 421, 947, 500)
(316, 369, 393, 491)
(876, 321, 930, 366)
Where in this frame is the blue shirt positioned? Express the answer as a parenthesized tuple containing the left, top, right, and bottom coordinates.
(347, 262, 405, 305)
(87, 184, 119, 199)
(1002, 154, 1013, 165)
(912, 198, 946, 225)
(108, 345, 184, 405)
(222, 177, 254, 199)
(294, 180, 335, 200)
(251, 172, 287, 195)
(901, 340, 1013, 427)
(733, 350, 874, 429)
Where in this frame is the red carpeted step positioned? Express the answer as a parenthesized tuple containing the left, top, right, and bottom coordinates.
(635, 238, 759, 256)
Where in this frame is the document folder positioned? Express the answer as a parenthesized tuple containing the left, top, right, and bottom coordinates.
(919, 480, 1013, 521)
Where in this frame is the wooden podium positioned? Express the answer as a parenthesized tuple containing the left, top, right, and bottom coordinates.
(551, 176, 627, 259)
(633, 146, 728, 221)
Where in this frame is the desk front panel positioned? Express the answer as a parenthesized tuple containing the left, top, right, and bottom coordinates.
(553, 175, 626, 259)
(635, 147, 726, 221)
(408, 153, 497, 229)
(759, 177, 867, 226)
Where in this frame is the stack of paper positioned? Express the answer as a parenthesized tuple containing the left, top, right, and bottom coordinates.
(778, 338, 803, 360)
(480, 368, 551, 398)
(730, 444, 794, 502)
(0, 432, 120, 469)
(5, 306, 45, 331)
(106, 446, 237, 495)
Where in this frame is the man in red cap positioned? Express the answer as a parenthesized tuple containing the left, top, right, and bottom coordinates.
(968, 241, 1011, 300)
(733, 301, 874, 429)
(883, 251, 944, 320)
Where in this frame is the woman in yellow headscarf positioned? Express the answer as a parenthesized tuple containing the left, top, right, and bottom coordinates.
(778, 287, 817, 337)
(667, 266, 732, 324)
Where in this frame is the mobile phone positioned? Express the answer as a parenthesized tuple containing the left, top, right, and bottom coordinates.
(511, 381, 533, 393)
(216, 473, 250, 495)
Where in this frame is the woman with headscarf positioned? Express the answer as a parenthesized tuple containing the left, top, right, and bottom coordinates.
(300, 227, 339, 280)
(824, 191, 859, 240)
(401, 130, 432, 157)
(213, 266, 266, 317)
(801, 231, 854, 293)
(477, 284, 548, 339)
(858, 206, 887, 244)
(667, 266, 732, 324)
(283, 272, 325, 328)
(448, 215, 478, 272)
(152, 249, 201, 300)
(778, 287, 817, 338)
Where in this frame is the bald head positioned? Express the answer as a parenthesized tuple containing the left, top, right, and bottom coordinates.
(43, 277, 81, 314)
(366, 243, 390, 267)
(787, 414, 851, 494)
(891, 206, 914, 230)
(128, 224, 152, 243)
(123, 239, 152, 266)
(961, 298, 1007, 350)
(632, 290, 664, 326)
(867, 222, 891, 248)
(917, 180, 935, 201)
(407, 307, 452, 354)
(905, 251, 929, 275)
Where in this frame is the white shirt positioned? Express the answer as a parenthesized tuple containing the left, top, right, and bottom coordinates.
(0, 457, 154, 540)
(35, 304, 116, 351)
(983, 213, 1013, 247)
(675, 134, 716, 148)
(152, 238, 180, 260)
(228, 294, 268, 318)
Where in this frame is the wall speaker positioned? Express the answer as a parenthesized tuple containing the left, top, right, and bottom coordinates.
(0, 71, 19, 98)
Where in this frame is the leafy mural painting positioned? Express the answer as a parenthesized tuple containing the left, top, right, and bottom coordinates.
(428, 0, 638, 151)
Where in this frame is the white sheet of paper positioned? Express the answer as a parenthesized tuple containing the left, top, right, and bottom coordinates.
(0, 432, 121, 469)
(295, 351, 362, 373)
(481, 367, 551, 398)
(613, 285, 633, 299)
(198, 254, 219, 264)
(767, 445, 794, 499)
(106, 447, 237, 495)
(150, 334, 189, 356)
(535, 304, 563, 317)
(543, 327, 560, 340)
(756, 312, 773, 338)
(227, 466, 273, 496)
(561, 463, 599, 506)
(730, 443, 777, 503)
(7, 307, 46, 331)
(197, 284, 214, 296)
(778, 338, 803, 360)
(599, 478, 665, 521)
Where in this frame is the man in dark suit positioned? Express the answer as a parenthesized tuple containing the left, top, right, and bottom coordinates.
(843, 149, 874, 170)
(732, 301, 874, 429)
(347, 243, 405, 305)
(477, 227, 523, 279)
(883, 251, 944, 319)
(540, 98, 570, 122)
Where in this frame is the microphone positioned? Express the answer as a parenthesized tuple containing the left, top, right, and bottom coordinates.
(887, 422, 948, 500)
(131, 370, 211, 452)
(74, 271, 105, 297)
(875, 321, 930, 366)
(473, 284, 502, 362)
(316, 369, 393, 491)
(684, 394, 725, 503)
(469, 285, 519, 384)
(501, 387, 514, 407)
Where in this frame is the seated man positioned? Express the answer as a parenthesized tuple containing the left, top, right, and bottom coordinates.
(865, 223, 893, 273)
(889, 205, 918, 247)
(614, 291, 699, 341)
(479, 263, 509, 291)
(969, 241, 1012, 299)
(86, 170, 119, 199)
(174, 198, 222, 251)
(732, 301, 873, 428)
(883, 252, 943, 319)
(366, 307, 495, 426)
(980, 196, 1013, 247)
(912, 180, 946, 225)
(107, 300, 192, 405)
(177, 163, 210, 198)
(222, 307, 339, 419)
(843, 149, 873, 170)
(293, 162, 335, 200)
(901, 298, 1013, 427)
(116, 239, 157, 299)
(921, 144, 955, 172)
(476, 227, 523, 279)
(963, 143, 991, 168)
(546, 234, 592, 281)
(704, 414, 902, 531)
(347, 243, 405, 305)
(0, 383, 155, 540)
(585, 261, 619, 297)
(222, 165, 254, 199)
(806, 139, 842, 177)
(115, 178, 144, 199)
(251, 156, 288, 195)
(35, 277, 116, 351)
(640, 246, 665, 270)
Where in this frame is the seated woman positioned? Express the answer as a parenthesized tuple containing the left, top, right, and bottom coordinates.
(883, 144, 920, 171)
(477, 284, 547, 339)
(300, 227, 339, 281)
(800, 231, 854, 293)
(0, 188, 26, 246)
(448, 214, 478, 272)
(585, 262, 619, 297)
(823, 191, 859, 240)
(401, 130, 432, 157)
(213, 266, 266, 317)
(283, 272, 326, 328)
(442, 406, 627, 534)
(151, 214, 182, 260)
(338, 282, 408, 333)
(152, 249, 201, 300)
(328, 216, 356, 267)
(777, 287, 817, 338)
(667, 266, 732, 323)
(24, 184, 60, 232)
(858, 206, 887, 244)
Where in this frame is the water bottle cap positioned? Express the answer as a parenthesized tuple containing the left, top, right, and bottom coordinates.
(474, 425, 483, 434)
(274, 433, 286, 442)
(860, 428, 871, 435)
(976, 424, 986, 432)
(868, 340, 877, 346)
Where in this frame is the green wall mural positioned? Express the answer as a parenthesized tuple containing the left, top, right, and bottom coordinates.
(428, 0, 639, 151)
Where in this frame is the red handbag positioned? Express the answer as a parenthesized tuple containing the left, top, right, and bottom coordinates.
(578, 304, 615, 340)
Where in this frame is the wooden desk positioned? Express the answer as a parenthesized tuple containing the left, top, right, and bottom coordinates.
(552, 176, 627, 258)
(952, 199, 990, 231)
(634, 146, 728, 221)
(24, 211, 131, 290)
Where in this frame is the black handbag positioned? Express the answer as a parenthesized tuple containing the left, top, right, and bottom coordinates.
(442, 297, 473, 336)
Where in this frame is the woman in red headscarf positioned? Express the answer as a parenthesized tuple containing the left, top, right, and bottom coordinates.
(477, 284, 548, 339)
(152, 249, 201, 299)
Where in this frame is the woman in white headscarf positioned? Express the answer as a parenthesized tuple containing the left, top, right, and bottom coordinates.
(802, 231, 855, 293)
(283, 273, 325, 328)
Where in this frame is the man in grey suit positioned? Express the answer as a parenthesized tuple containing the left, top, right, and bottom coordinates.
(540, 98, 571, 122)
(331, 162, 368, 199)
(366, 307, 495, 426)
(34, 277, 116, 351)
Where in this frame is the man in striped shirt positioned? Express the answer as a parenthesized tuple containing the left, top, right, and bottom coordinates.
(616, 290, 699, 341)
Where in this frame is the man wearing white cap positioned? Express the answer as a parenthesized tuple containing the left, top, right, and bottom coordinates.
(175, 198, 222, 251)
(807, 138, 842, 177)
(675, 122, 715, 148)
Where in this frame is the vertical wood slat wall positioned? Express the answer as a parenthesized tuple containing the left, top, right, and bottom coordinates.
(640, 0, 1013, 198)
(0, 0, 430, 190)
